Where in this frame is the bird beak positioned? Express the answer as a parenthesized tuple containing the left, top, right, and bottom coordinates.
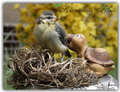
(56, 17, 58, 21)
(55, 17, 58, 21)
(52, 17, 58, 22)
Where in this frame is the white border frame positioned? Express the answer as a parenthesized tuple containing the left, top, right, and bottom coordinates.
(0, 0, 119, 92)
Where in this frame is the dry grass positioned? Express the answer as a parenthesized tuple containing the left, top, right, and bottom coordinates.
(8, 47, 98, 89)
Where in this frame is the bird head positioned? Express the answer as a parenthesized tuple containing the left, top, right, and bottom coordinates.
(37, 10, 57, 25)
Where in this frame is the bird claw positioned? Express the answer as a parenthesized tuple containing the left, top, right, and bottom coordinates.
(81, 58, 87, 68)
(61, 55, 65, 62)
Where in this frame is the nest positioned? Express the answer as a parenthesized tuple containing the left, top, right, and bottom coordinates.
(8, 47, 98, 89)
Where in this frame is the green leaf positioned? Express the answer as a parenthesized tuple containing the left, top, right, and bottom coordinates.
(54, 3, 62, 7)
(109, 63, 118, 79)
(3, 48, 14, 89)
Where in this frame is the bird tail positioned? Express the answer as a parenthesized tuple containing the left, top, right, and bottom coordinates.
(65, 50, 71, 57)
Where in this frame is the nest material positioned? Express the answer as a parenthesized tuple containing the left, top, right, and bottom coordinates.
(8, 47, 98, 89)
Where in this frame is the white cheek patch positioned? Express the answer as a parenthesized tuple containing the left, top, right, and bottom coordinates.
(42, 20, 47, 23)
(43, 19, 52, 23)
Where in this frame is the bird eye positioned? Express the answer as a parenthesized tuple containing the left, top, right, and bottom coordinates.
(47, 16, 53, 19)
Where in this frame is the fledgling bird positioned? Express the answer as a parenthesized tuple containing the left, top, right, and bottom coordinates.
(34, 10, 71, 61)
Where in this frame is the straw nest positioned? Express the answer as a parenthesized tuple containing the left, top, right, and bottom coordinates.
(8, 47, 98, 89)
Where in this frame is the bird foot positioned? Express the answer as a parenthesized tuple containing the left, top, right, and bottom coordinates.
(61, 55, 65, 62)
(81, 58, 87, 68)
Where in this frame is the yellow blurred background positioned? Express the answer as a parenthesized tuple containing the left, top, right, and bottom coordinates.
(14, 3, 118, 61)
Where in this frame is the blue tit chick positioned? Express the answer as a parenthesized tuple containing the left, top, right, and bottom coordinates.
(34, 10, 71, 61)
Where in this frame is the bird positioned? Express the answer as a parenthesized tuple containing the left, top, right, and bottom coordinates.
(34, 10, 71, 61)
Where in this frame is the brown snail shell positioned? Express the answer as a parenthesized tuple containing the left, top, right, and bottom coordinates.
(85, 47, 115, 77)
(85, 48, 114, 66)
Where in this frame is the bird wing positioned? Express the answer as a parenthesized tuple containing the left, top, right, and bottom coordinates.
(55, 22, 71, 57)
(55, 22, 68, 46)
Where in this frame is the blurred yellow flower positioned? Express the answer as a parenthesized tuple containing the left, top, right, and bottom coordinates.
(81, 12, 88, 17)
(87, 22, 96, 29)
(20, 8, 28, 16)
(16, 24, 22, 31)
(14, 3, 118, 60)
(24, 24, 31, 33)
(14, 4, 20, 9)
(89, 30, 96, 36)
(104, 46, 114, 58)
